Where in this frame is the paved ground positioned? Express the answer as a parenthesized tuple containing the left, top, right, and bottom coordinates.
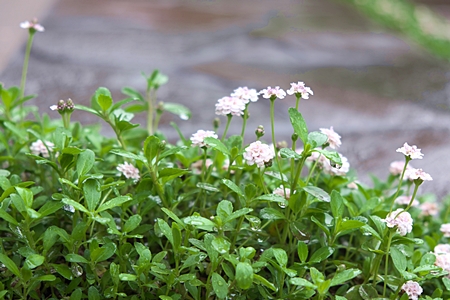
(2, 0, 450, 197)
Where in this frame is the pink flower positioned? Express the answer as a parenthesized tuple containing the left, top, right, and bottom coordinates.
(383, 209, 413, 236)
(406, 168, 433, 182)
(420, 202, 439, 217)
(243, 141, 275, 168)
(287, 81, 313, 99)
(259, 86, 286, 100)
(441, 223, 450, 237)
(394, 195, 419, 207)
(396, 143, 424, 160)
(434, 252, 450, 274)
(347, 182, 358, 189)
(30, 140, 54, 158)
(434, 244, 450, 255)
(273, 186, 291, 200)
(117, 162, 140, 181)
(190, 130, 218, 147)
(389, 160, 412, 176)
(231, 87, 259, 103)
(215, 96, 246, 116)
(20, 18, 45, 32)
(326, 154, 350, 176)
(319, 126, 341, 149)
(401, 281, 423, 300)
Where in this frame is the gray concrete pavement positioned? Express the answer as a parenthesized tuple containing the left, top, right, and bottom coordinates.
(1, 0, 450, 197)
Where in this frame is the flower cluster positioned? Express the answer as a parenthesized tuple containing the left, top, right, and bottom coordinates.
(215, 96, 246, 116)
(320, 126, 341, 149)
(307, 151, 350, 176)
(286, 81, 314, 99)
(434, 244, 450, 277)
(243, 141, 275, 168)
(231, 87, 259, 103)
(20, 18, 45, 32)
(190, 130, 218, 147)
(117, 162, 140, 181)
(50, 98, 75, 114)
(273, 186, 291, 200)
(259, 86, 286, 100)
(383, 209, 413, 236)
(441, 223, 450, 237)
(396, 142, 424, 160)
(394, 195, 419, 207)
(405, 168, 433, 182)
(401, 281, 423, 300)
(30, 140, 54, 158)
(419, 202, 438, 216)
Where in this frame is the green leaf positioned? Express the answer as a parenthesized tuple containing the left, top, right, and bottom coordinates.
(311, 215, 331, 236)
(279, 148, 302, 160)
(156, 219, 173, 244)
(224, 208, 253, 223)
(253, 274, 278, 292)
(272, 248, 288, 267)
(390, 247, 407, 273)
(15, 187, 33, 208)
(96, 196, 132, 212)
(184, 216, 216, 231)
(83, 178, 101, 212)
(337, 220, 365, 235)
(298, 241, 308, 263)
(51, 263, 73, 280)
(122, 86, 144, 101)
(330, 268, 362, 286)
(65, 254, 89, 264)
(203, 137, 230, 156)
(288, 108, 308, 144)
(163, 102, 191, 120)
(123, 215, 142, 233)
(313, 149, 342, 166)
(260, 207, 286, 220)
(159, 168, 189, 182)
(289, 277, 317, 288)
(254, 194, 288, 206)
(0, 208, 18, 225)
(330, 190, 344, 218)
(91, 242, 116, 263)
(216, 200, 233, 220)
(37, 201, 63, 218)
(309, 246, 334, 263)
(119, 273, 137, 281)
(88, 286, 101, 300)
(161, 208, 185, 229)
(62, 198, 89, 213)
(235, 262, 253, 290)
(211, 237, 231, 254)
(303, 186, 330, 202)
(97, 93, 113, 112)
(76, 149, 95, 177)
(35, 275, 56, 282)
(222, 179, 244, 197)
(143, 135, 160, 165)
(307, 131, 328, 148)
(110, 149, 146, 163)
(25, 254, 45, 269)
(172, 222, 182, 251)
(0, 253, 21, 278)
(212, 272, 229, 299)
(197, 182, 220, 193)
(75, 104, 102, 117)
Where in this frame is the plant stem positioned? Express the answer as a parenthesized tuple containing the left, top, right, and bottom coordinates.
(240, 104, 249, 144)
(269, 98, 287, 188)
(221, 115, 232, 141)
(19, 32, 35, 118)
(146, 89, 155, 135)
(388, 156, 411, 213)
(383, 230, 394, 297)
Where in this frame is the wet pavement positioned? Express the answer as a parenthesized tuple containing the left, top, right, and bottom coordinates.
(1, 0, 450, 197)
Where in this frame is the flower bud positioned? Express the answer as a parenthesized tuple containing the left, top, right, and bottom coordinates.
(66, 98, 74, 111)
(157, 101, 164, 114)
(159, 140, 166, 150)
(213, 118, 220, 131)
(291, 133, 298, 142)
(277, 141, 288, 150)
(255, 125, 265, 138)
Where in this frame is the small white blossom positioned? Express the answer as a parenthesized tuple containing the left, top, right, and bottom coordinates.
(395, 195, 419, 207)
(383, 209, 413, 236)
(259, 86, 286, 100)
(396, 142, 424, 160)
(117, 162, 140, 181)
(243, 141, 275, 168)
(406, 168, 433, 182)
(215, 96, 246, 116)
(287, 81, 313, 99)
(190, 130, 218, 147)
(273, 186, 291, 200)
(50, 105, 58, 111)
(231, 87, 259, 103)
(420, 202, 439, 217)
(20, 19, 45, 32)
(434, 252, 450, 274)
(389, 160, 412, 176)
(30, 140, 54, 158)
(441, 223, 450, 237)
(401, 281, 423, 300)
(319, 126, 341, 149)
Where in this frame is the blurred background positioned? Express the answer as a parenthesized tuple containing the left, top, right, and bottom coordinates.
(1, 0, 450, 196)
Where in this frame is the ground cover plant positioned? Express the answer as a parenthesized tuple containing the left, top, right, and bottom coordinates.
(1, 19, 450, 300)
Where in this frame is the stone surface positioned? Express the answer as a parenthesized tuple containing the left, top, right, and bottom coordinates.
(1, 0, 450, 196)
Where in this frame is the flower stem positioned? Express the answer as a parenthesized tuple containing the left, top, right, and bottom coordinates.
(240, 105, 249, 144)
(19, 32, 35, 117)
(221, 115, 232, 141)
(270, 98, 286, 187)
(146, 89, 155, 135)
(383, 230, 394, 297)
(389, 156, 411, 213)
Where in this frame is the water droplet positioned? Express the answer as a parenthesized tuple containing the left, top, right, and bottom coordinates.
(278, 202, 286, 208)
(180, 114, 189, 120)
(71, 264, 83, 277)
(257, 238, 263, 243)
(63, 204, 75, 213)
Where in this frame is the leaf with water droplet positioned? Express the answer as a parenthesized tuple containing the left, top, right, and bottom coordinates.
(184, 216, 216, 231)
(212, 272, 229, 299)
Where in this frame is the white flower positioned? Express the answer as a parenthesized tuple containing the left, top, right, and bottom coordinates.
(243, 141, 275, 168)
(215, 96, 246, 116)
(434, 244, 450, 255)
(50, 105, 58, 111)
(434, 252, 450, 274)
(389, 160, 412, 176)
(30, 140, 54, 158)
(117, 162, 140, 181)
(401, 281, 423, 300)
(396, 142, 424, 159)
(394, 195, 419, 207)
(231, 87, 259, 103)
(420, 202, 439, 217)
(406, 168, 433, 182)
(287, 81, 313, 99)
(441, 223, 450, 237)
(190, 130, 218, 147)
(319, 126, 341, 149)
(383, 209, 413, 236)
(20, 19, 45, 32)
(273, 186, 291, 200)
(259, 86, 286, 100)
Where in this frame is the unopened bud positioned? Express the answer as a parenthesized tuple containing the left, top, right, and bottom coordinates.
(57, 99, 66, 111)
(159, 140, 166, 150)
(255, 125, 265, 138)
(66, 98, 74, 111)
(291, 133, 298, 142)
(277, 141, 288, 150)
(213, 118, 220, 131)
(157, 101, 164, 114)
